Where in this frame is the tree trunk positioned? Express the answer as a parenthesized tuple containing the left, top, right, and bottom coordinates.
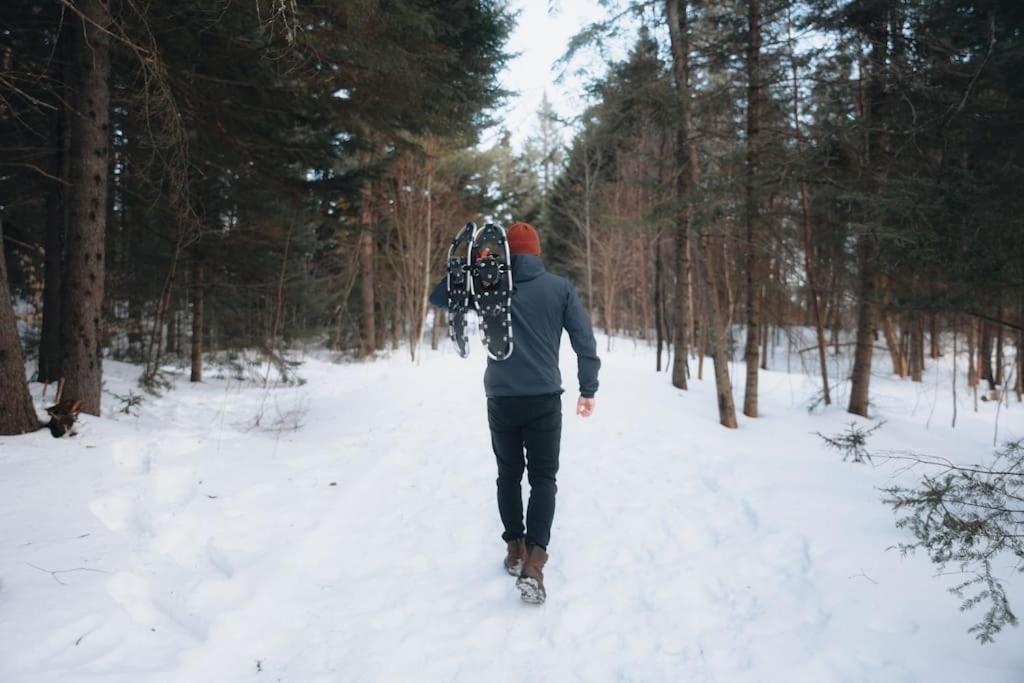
(995, 312, 1004, 386)
(699, 228, 738, 428)
(269, 223, 293, 349)
(847, 15, 888, 418)
(666, 0, 693, 391)
(759, 283, 769, 370)
(61, 0, 111, 416)
(0, 217, 41, 435)
(801, 184, 832, 401)
(431, 307, 445, 351)
(358, 227, 376, 357)
(1016, 326, 1023, 401)
(787, 9, 830, 405)
(583, 144, 596, 318)
(910, 312, 923, 382)
(697, 295, 707, 381)
(929, 313, 941, 358)
(38, 33, 70, 384)
(881, 312, 905, 377)
(848, 237, 877, 417)
(980, 321, 994, 389)
(390, 280, 401, 352)
(742, 0, 763, 418)
(830, 268, 841, 355)
(190, 256, 203, 382)
(655, 232, 664, 372)
(167, 301, 178, 355)
(967, 318, 977, 387)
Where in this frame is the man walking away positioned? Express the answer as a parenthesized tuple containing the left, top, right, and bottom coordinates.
(430, 222, 600, 604)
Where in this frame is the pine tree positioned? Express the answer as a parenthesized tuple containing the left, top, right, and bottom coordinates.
(61, 0, 112, 416)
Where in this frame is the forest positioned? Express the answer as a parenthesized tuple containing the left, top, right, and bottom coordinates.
(1, 1, 1024, 676)
(3, 0, 1022, 434)
(0, 0, 1019, 428)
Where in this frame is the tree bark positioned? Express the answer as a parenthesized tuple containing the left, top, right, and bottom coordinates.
(167, 303, 178, 355)
(929, 313, 941, 358)
(390, 278, 401, 352)
(881, 311, 905, 377)
(995, 307, 1005, 386)
(1016, 326, 1023, 401)
(269, 223, 293, 348)
(910, 311, 924, 382)
(980, 321, 993, 389)
(967, 317, 977, 387)
(412, 148, 435, 362)
(190, 256, 203, 382)
(655, 232, 664, 372)
(431, 307, 445, 351)
(582, 142, 596, 317)
(358, 184, 376, 357)
(848, 238, 878, 416)
(39, 30, 70, 383)
(666, 0, 693, 391)
(801, 183, 832, 402)
(742, 0, 763, 418)
(848, 14, 888, 418)
(0, 217, 41, 435)
(787, 9, 830, 405)
(61, 0, 111, 416)
(699, 228, 738, 428)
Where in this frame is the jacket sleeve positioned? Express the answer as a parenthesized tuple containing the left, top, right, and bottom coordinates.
(428, 277, 448, 309)
(563, 283, 600, 398)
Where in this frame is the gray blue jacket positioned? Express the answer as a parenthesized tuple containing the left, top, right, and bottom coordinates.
(430, 254, 600, 398)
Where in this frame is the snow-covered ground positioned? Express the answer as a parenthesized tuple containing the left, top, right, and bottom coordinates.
(1, 332, 1022, 682)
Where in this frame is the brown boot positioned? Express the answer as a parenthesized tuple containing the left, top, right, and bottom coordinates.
(516, 545, 548, 604)
(503, 538, 527, 577)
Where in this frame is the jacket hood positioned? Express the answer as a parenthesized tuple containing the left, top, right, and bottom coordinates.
(511, 254, 545, 283)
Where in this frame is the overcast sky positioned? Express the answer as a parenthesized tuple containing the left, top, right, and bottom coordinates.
(483, 0, 621, 151)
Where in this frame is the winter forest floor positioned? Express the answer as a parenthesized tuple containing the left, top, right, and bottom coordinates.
(1, 330, 1023, 683)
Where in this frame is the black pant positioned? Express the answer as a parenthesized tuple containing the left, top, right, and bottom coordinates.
(487, 394, 562, 550)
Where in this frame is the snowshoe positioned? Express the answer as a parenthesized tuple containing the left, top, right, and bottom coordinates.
(446, 222, 476, 358)
(469, 223, 514, 361)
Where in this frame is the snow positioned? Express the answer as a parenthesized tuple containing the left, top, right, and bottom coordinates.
(1, 332, 1022, 682)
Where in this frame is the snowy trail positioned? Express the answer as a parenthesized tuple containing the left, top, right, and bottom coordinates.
(1, 337, 1023, 682)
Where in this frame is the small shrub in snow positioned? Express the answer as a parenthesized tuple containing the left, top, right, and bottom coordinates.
(817, 421, 884, 463)
(138, 367, 173, 395)
(110, 390, 144, 416)
(883, 440, 1023, 643)
(821, 424, 1023, 642)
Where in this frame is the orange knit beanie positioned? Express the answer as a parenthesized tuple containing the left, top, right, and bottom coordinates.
(507, 222, 541, 256)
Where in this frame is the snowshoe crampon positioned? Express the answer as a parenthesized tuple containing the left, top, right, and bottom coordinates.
(470, 223, 514, 361)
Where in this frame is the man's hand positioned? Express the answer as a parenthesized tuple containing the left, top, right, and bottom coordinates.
(576, 396, 595, 418)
